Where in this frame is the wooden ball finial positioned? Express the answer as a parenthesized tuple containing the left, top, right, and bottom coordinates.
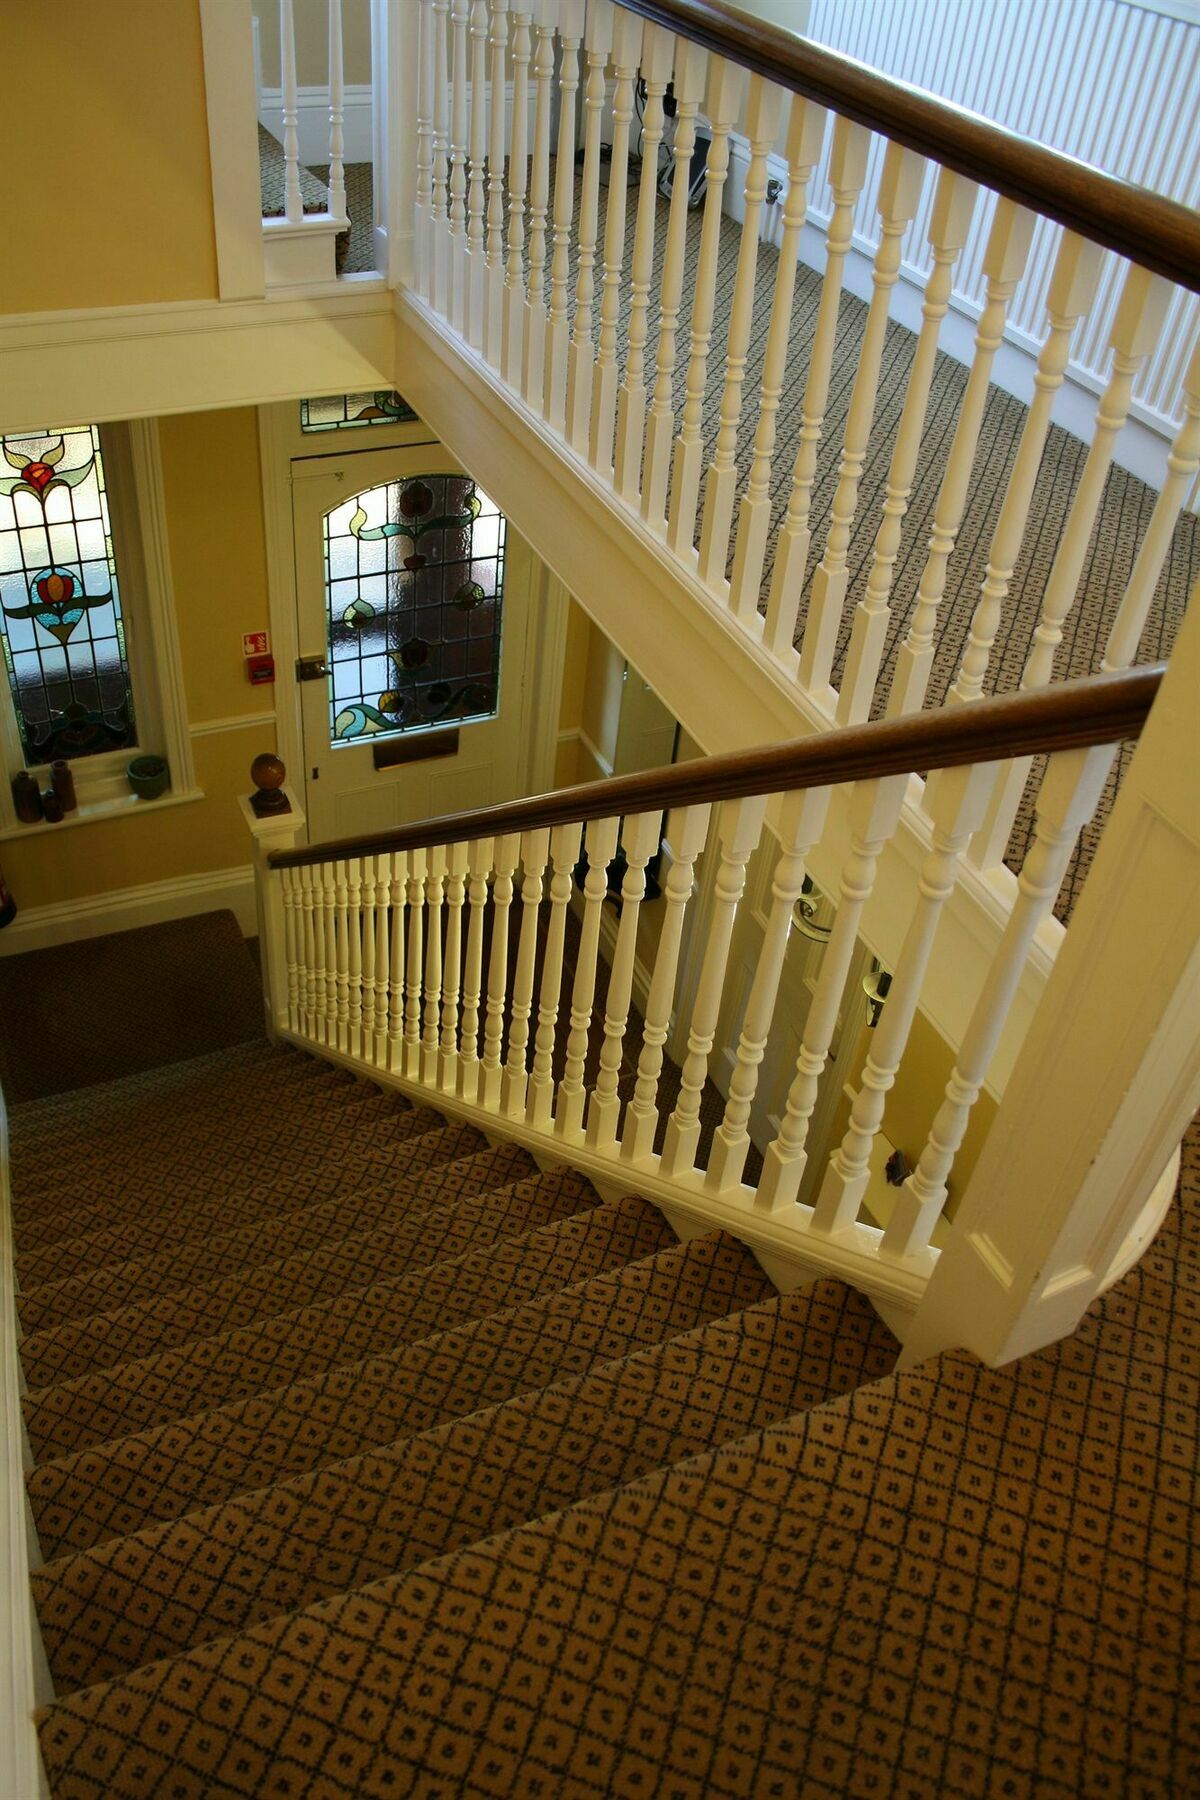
(249, 751, 290, 817)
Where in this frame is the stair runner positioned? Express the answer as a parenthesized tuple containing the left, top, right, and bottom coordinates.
(13, 1040, 1196, 1797)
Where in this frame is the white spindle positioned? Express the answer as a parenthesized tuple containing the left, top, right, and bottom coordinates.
(484, 0, 510, 366)
(387, 851, 407, 1071)
(350, 856, 368, 1060)
(503, 8, 533, 386)
(585, 810, 662, 1151)
(640, 40, 708, 531)
(970, 265, 1173, 872)
(730, 98, 828, 627)
(480, 833, 520, 1108)
(527, 822, 581, 1127)
(666, 59, 744, 560)
(589, 8, 644, 475)
(466, 0, 490, 348)
(404, 847, 426, 1077)
(705, 788, 832, 1193)
(372, 858, 390, 1064)
(545, 2, 584, 430)
(300, 863, 317, 1037)
(279, 0, 303, 223)
(421, 849, 446, 1083)
(803, 141, 927, 699)
(416, 0, 436, 294)
(614, 25, 675, 500)
(661, 797, 766, 1178)
(448, 0, 471, 334)
(812, 761, 995, 1237)
(621, 804, 711, 1163)
(762, 118, 871, 666)
(696, 78, 787, 592)
(439, 843, 468, 1090)
(280, 868, 300, 1033)
(431, 0, 452, 314)
(883, 743, 1117, 1260)
(566, 0, 616, 453)
(327, 0, 347, 221)
(885, 200, 1037, 718)
(1103, 337, 1200, 674)
(334, 859, 351, 1050)
(521, 5, 556, 406)
(756, 774, 908, 1211)
(834, 168, 980, 721)
(322, 862, 339, 1047)
(458, 837, 494, 1101)
(556, 816, 621, 1141)
(502, 827, 550, 1117)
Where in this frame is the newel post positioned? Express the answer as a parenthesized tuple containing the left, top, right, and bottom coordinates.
(239, 754, 307, 1041)
(903, 593, 1200, 1370)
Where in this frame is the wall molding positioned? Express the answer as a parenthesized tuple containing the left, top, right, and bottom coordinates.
(189, 710, 278, 738)
(0, 864, 257, 958)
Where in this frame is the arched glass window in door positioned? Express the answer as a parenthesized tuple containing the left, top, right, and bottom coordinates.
(324, 473, 505, 745)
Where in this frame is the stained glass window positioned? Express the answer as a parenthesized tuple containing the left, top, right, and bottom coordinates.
(325, 473, 505, 744)
(300, 391, 419, 432)
(0, 424, 135, 765)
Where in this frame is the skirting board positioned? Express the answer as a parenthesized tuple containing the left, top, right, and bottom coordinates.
(0, 864, 257, 957)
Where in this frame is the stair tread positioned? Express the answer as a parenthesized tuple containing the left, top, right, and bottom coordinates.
(32, 1280, 898, 1695)
(27, 1230, 771, 1560)
(24, 1171, 613, 1462)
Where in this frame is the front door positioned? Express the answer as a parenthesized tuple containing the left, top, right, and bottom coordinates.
(292, 442, 535, 843)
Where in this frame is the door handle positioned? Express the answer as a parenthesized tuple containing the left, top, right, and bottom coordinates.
(295, 655, 329, 681)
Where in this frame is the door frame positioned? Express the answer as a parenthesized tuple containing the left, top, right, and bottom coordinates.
(257, 399, 568, 844)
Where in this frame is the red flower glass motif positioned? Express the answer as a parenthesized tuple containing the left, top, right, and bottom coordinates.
(1, 433, 98, 509)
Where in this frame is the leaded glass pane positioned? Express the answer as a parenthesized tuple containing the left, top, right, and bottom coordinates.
(300, 391, 419, 432)
(0, 425, 135, 764)
(325, 474, 505, 744)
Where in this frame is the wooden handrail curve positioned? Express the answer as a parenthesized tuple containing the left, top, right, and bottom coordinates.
(270, 664, 1163, 870)
(615, 0, 1200, 294)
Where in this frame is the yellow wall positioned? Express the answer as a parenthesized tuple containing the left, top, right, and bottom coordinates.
(2, 408, 275, 911)
(253, 0, 373, 88)
(1, 2, 218, 314)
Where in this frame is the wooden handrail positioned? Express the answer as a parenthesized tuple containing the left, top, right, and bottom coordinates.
(615, 0, 1200, 294)
(270, 664, 1163, 869)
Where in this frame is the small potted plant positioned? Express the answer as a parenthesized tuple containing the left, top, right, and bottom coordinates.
(126, 754, 169, 800)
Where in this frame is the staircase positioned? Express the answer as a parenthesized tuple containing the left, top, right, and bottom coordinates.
(9, 1019, 1196, 1796)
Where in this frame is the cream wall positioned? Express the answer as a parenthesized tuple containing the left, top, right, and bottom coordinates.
(1, 2, 218, 315)
(2, 408, 275, 912)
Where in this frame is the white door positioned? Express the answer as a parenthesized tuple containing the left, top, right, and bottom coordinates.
(292, 443, 535, 843)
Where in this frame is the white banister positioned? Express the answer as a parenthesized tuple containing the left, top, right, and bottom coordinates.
(327, 0, 347, 222)
(585, 810, 662, 1151)
(481, 833, 521, 1107)
(527, 821, 582, 1128)
(558, 815, 621, 1143)
(421, 848, 446, 1083)
(279, 0, 303, 223)
(566, 0, 615, 454)
(432, 0, 452, 312)
(387, 851, 407, 1072)
(502, 827, 549, 1117)
(416, 0, 436, 295)
(466, 0, 490, 349)
(281, 865, 301, 1033)
(503, 7, 533, 386)
(521, 4, 556, 405)
(459, 836, 493, 1100)
(334, 858, 351, 1049)
(349, 855, 367, 1059)
(372, 857, 390, 1066)
(440, 841, 469, 1091)
(484, 0, 510, 366)
(545, 2, 584, 430)
(404, 846, 426, 1077)
(614, 23, 675, 501)
(321, 860, 338, 1047)
(590, 6, 644, 476)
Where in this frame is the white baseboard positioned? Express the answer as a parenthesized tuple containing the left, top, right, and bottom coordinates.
(0, 865, 257, 958)
(258, 85, 374, 167)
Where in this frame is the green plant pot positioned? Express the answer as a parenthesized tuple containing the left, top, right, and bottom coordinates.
(127, 755, 169, 801)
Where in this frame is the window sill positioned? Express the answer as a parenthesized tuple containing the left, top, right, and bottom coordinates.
(0, 786, 206, 843)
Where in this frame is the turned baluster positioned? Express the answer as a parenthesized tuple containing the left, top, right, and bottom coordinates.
(589, 8, 644, 476)
(327, 0, 347, 223)
(706, 788, 832, 1194)
(661, 796, 767, 1179)
(421, 849, 446, 1083)
(585, 810, 663, 1151)
(481, 0, 509, 365)
(883, 743, 1118, 1260)
(557, 815, 621, 1142)
(309, 864, 328, 1041)
(481, 832, 521, 1108)
(614, 24, 675, 500)
(730, 97, 828, 627)
(299, 863, 317, 1037)
(835, 167, 980, 723)
(762, 118, 871, 666)
(415, 0, 436, 295)
(372, 856, 390, 1065)
(280, 867, 300, 1034)
(465, 0, 490, 348)
(885, 199, 1037, 718)
(387, 851, 408, 1071)
(403, 847, 426, 1077)
(447, 0, 471, 335)
(333, 859, 351, 1050)
(641, 39, 708, 531)
(458, 836, 494, 1101)
(566, 0, 616, 454)
(527, 822, 581, 1128)
(439, 842, 468, 1091)
(320, 862, 339, 1047)
(812, 761, 996, 1237)
(544, 2, 584, 430)
(756, 774, 908, 1211)
(502, 7, 533, 386)
(696, 78, 787, 593)
(621, 804, 712, 1164)
(1103, 337, 1200, 675)
(502, 827, 549, 1117)
(279, 0, 303, 222)
(666, 59, 745, 560)
(348, 855, 367, 1060)
(431, 0, 452, 313)
(803, 141, 927, 700)
(521, 5, 556, 406)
